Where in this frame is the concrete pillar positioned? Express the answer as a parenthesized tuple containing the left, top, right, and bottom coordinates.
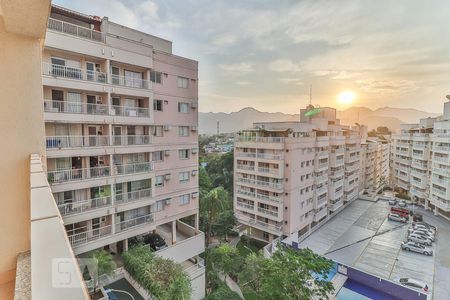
(124, 239, 128, 252)
(172, 220, 177, 244)
(106, 59, 111, 84)
(111, 214, 116, 234)
(194, 213, 199, 230)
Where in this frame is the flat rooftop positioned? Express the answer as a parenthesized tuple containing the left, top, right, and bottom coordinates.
(290, 199, 450, 299)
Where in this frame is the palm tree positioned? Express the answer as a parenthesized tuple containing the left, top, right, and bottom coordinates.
(91, 250, 116, 294)
(202, 187, 228, 246)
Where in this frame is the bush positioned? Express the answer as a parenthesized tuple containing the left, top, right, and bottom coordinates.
(395, 192, 411, 200)
(123, 244, 192, 300)
(205, 283, 241, 300)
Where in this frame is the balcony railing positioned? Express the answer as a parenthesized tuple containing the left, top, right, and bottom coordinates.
(68, 225, 112, 247)
(257, 207, 279, 217)
(237, 177, 283, 190)
(111, 105, 149, 118)
(257, 153, 283, 160)
(236, 164, 255, 171)
(257, 167, 280, 175)
(46, 135, 109, 149)
(58, 196, 112, 216)
(236, 213, 282, 232)
(111, 74, 151, 89)
(115, 213, 155, 233)
(236, 152, 256, 158)
(112, 135, 152, 146)
(48, 166, 111, 183)
(236, 201, 255, 211)
(236, 189, 282, 204)
(236, 136, 284, 143)
(48, 17, 104, 42)
(114, 162, 153, 175)
(44, 99, 108, 115)
(115, 188, 152, 205)
(42, 62, 107, 83)
(434, 145, 450, 152)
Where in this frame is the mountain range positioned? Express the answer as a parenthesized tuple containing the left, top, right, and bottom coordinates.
(199, 106, 440, 135)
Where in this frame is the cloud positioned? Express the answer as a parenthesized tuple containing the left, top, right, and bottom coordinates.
(269, 59, 302, 73)
(236, 81, 251, 86)
(218, 62, 254, 75)
(211, 34, 237, 47)
(279, 78, 303, 85)
(356, 79, 418, 94)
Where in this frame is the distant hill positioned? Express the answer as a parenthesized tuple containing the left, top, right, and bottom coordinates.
(199, 106, 440, 135)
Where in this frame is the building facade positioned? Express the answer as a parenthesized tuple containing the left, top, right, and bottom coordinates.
(361, 139, 390, 196)
(391, 98, 450, 220)
(42, 5, 204, 299)
(233, 105, 390, 242)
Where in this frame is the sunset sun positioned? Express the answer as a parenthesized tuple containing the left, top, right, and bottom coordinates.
(338, 91, 356, 105)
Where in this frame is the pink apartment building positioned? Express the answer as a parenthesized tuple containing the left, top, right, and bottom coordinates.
(42, 5, 204, 299)
(234, 105, 373, 243)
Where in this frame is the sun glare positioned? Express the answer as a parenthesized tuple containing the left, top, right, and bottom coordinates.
(338, 91, 356, 105)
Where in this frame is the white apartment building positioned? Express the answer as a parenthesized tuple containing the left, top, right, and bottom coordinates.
(391, 98, 450, 220)
(233, 105, 386, 242)
(361, 139, 390, 196)
(42, 5, 204, 299)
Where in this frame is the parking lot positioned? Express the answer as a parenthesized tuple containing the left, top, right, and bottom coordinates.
(298, 199, 450, 299)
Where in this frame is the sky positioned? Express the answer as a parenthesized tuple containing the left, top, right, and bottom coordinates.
(54, 0, 450, 114)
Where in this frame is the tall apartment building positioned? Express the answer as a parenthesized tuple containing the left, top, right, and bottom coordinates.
(233, 105, 375, 242)
(391, 98, 450, 220)
(42, 5, 204, 299)
(361, 139, 390, 196)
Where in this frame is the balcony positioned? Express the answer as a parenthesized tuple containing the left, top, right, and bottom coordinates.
(433, 145, 450, 153)
(46, 135, 109, 149)
(155, 221, 205, 263)
(433, 155, 450, 165)
(236, 201, 255, 211)
(47, 17, 104, 42)
(44, 99, 108, 115)
(315, 186, 328, 196)
(236, 136, 284, 143)
(235, 189, 283, 204)
(111, 105, 150, 118)
(114, 162, 154, 175)
(235, 152, 257, 159)
(257, 153, 283, 160)
(48, 165, 111, 184)
(58, 196, 112, 216)
(112, 135, 152, 146)
(111, 74, 151, 90)
(316, 162, 329, 171)
(430, 195, 450, 211)
(115, 188, 152, 205)
(313, 208, 327, 222)
(237, 177, 283, 190)
(115, 213, 155, 233)
(257, 166, 281, 176)
(68, 225, 113, 247)
(42, 62, 107, 83)
(317, 151, 329, 159)
(257, 207, 279, 218)
(236, 164, 255, 172)
(236, 213, 283, 235)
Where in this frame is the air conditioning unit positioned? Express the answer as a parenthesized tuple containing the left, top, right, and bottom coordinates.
(164, 198, 172, 205)
(191, 102, 198, 109)
(191, 170, 198, 176)
(164, 174, 171, 181)
(163, 124, 171, 131)
(191, 192, 198, 198)
(191, 126, 198, 132)
(96, 95, 103, 103)
(191, 148, 198, 154)
(164, 150, 170, 156)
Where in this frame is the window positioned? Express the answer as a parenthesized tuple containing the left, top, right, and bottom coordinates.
(179, 171, 190, 183)
(124, 70, 143, 88)
(153, 200, 166, 212)
(153, 99, 163, 111)
(179, 149, 190, 160)
(152, 126, 163, 137)
(179, 194, 190, 205)
(150, 71, 162, 84)
(178, 126, 189, 137)
(177, 76, 189, 88)
(178, 102, 189, 113)
(152, 151, 164, 162)
(155, 175, 164, 187)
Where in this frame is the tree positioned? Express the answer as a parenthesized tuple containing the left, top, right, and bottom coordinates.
(236, 246, 334, 300)
(213, 210, 236, 242)
(205, 283, 242, 300)
(91, 250, 116, 293)
(376, 126, 391, 134)
(202, 187, 229, 245)
(207, 244, 242, 282)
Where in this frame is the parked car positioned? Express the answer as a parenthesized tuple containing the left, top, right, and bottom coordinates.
(401, 241, 433, 256)
(412, 213, 423, 222)
(391, 206, 410, 218)
(399, 278, 429, 293)
(408, 233, 432, 246)
(398, 200, 407, 207)
(414, 221, 437, 231)
(388, 198, 397, 206)
(414, 223, 437, 235)
(388, 213, 408, 223)
(408, 228, 435, 241)
(144, 232, 167, 251)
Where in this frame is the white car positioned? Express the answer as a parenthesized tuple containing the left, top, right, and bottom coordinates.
(388, 213, 407, 223)
(401, 241, 433, 256)
(408, 228, 435, 241)
(408, 233, 432, 246)
(399, 278, 429, 293)
(413, 223, 437, 235)
(398, 200, 407, 207)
